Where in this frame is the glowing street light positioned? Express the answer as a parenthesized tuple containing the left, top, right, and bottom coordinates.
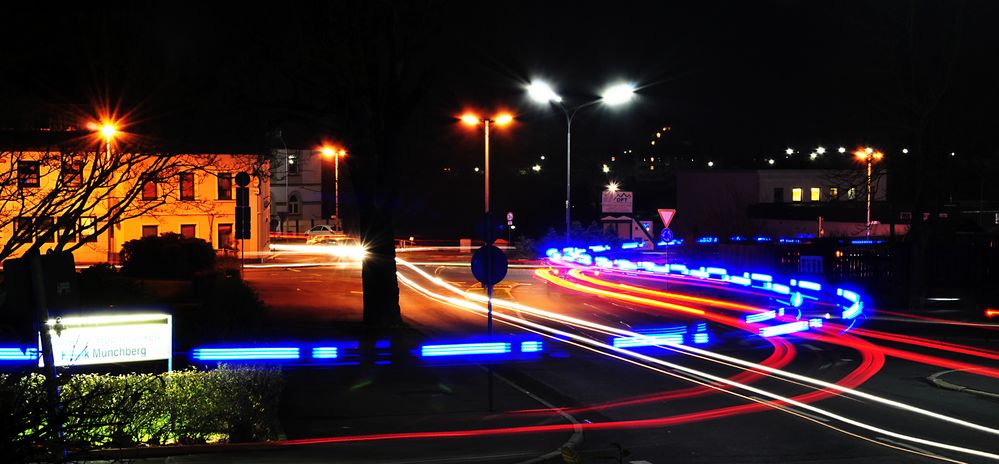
(527, 79, 637, 242)
(854, 147, 885, 238)
(785, 148, 794, 155)
(460, 112, 513, 340)
(95, 121, 118, 263)
(838, 147, 847, 153)
(816, 146, 826, 155)
(321, 146, 347, 223)
(606, 181, 619, 193)
(459, 112, 513, 214)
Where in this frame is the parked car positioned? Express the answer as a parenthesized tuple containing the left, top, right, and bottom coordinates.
(306, 225, 340, 238)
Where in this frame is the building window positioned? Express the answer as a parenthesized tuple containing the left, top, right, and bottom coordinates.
(288, 193, 300, 215)
(61, 159, 83, 188)
(79, 217, 97, 243)
(829, 187, 838, 199)
(38, 216, 56, 243)
(791, 188, 803, 202)
(217, 172, 233, 200)
(18, 161, 40, 188)
(14, 217, 33, 243)
(59, 216, 76, 242)
(142, 225, 159, 238)
(180, 224, 196, 239)
(180, 173, 195, 200)
(218, 224, 234, 250)
(848, 187, 857, 200)
(773, 187, 784, 203)
(142, 177, 158, 200)
(810, 187, 821, 202)
(287, 153, 299, 175)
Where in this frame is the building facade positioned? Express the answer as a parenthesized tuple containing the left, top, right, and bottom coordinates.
(675, 169, 902, 238)
(0, 149, 270, 264)
(270, 148, 339, 233)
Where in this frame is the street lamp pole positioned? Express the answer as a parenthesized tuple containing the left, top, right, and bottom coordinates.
(528, 81, 636, 243)
(99, 124, 116, 263)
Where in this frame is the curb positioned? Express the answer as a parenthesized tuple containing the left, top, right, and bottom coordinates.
(926, 370, 999, 400)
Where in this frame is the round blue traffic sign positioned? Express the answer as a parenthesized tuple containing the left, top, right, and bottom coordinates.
(471, 245, 508, 286)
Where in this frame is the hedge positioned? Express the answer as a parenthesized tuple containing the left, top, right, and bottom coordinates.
(0, 366, 283, 462)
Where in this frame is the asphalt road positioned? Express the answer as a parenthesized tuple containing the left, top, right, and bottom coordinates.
(224, 245, 999, 463)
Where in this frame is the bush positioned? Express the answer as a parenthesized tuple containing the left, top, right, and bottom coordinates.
(120, 233, 216, 280)
(78, 263, 149, 306)
(0, 366, 284, 462)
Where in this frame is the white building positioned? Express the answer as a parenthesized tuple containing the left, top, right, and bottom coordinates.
(270, 148, 339, 233)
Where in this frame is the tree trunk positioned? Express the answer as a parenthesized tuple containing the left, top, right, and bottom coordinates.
(360, 202, 402, 327)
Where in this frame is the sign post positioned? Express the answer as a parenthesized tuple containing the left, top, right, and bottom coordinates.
(472, 213, 508, 411)
(235, 172, 251, 274)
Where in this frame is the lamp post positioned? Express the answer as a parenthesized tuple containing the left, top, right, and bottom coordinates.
(854, 147, 884, 238)
(460, 112, 512, 337)
(528, 80, 636, 243)
(322, 147, 347, 229)
(99, 123, 117, 263)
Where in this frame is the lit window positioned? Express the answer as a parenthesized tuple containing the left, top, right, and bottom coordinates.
(218, 224, 234, 250)
(217, 173, 233, 200)
(142, 177, 157, 200)
(848, 187, 856, 200)
(829, 187, 838, 199)
(180, 173, 195, 200)
(79, 217, 97, 243)
(792, 188, 803, 202)
(61, 159, 83, 188)
(18, 161, 39, 188)
(810, 188, 821, 201)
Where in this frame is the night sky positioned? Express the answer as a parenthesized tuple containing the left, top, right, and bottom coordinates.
(2, 1, 997, 239)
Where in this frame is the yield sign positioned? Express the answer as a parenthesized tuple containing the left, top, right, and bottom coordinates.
(658, 209, 676, 228)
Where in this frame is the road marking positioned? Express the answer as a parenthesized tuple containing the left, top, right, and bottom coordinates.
(819, 363, 833, 370)
(630, 461, 654, 464)
(800, 343, 822, 352)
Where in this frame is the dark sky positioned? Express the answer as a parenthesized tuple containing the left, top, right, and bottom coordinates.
(2, 1, 997, 238)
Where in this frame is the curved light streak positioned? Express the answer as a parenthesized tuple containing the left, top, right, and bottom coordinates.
(395, 261, 999, 460)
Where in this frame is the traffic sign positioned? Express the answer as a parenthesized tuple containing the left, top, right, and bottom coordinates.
(660, 228, 673, 243)
(658, 209, 676, 228)
(471, 245, 508, 286)
(235, 171, 251, 187)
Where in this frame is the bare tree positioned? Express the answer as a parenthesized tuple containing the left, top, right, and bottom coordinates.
(0, 139, 264, 263)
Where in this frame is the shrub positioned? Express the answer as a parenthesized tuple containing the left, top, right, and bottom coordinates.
(78, 263, 149, 306)
(120, 233, 216, 280)
(0, 366, 284, 461)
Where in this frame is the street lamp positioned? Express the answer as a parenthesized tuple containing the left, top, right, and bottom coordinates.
(527, 79, 636, 243)
(321, 146, 347, 228)
(460, 112, 513, 215)
(97, 122, 117, 263)
(854, 147, 884, 238)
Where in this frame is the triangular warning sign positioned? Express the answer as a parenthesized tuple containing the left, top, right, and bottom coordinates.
(658, 209, 676, 228)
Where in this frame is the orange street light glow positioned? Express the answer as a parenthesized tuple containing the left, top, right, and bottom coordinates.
(460, 114, 480, 126)
(100, 123, 117, 140)
(321, 147, 336, 158)
(495, 114, 513, 125)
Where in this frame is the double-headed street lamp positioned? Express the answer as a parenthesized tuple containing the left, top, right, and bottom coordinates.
(461, 112, 513, 215)
(321, 146, 347, 227)
(527, 80, 636, 242)
(854, 147, 884, 238)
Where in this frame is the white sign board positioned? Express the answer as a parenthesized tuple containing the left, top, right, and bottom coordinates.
(44, 314, 172, 368)
(601, 191, 633, 213)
